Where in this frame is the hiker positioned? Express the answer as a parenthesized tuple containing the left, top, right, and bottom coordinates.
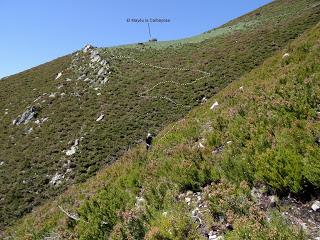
(146, 133, 153, 150)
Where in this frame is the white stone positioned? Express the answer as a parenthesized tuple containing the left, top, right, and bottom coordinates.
(74, 139, 80, 146)
(96, 114, 104, 122)
(0, 161, 4, 166)
(49, 93, 56, 98)
(239, 86, 244, 90)
(41, 117, 49, 123)
(185, 197, 191, 203)
(210, 101, 219, 111)
(97, 93, 101, 96)
(55, 72, 62, 80)
(282, 53, 290, 59)
(311, 200, 320, 211)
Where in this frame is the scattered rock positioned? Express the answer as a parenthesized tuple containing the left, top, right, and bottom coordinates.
(135, 196, 146, 207)
(0, 161, 4, 166)
(66, 146, 77, 156)
(49, 172, 64, 185)
(26, 127, 33, 134)
(55, 72, 62, 80)
(100, 77, 108, 84)
(210, 101, 219, 111)
(239, 86, 244, 91)
(201, 97, 207, 104)
(96, 114, 105, 122)
(311, 200, 320, 211)
(269, 195, 279, 207)
(65, 139, 80, 156)
(212, 145, 224, 154)
(100, 59, 108, 66)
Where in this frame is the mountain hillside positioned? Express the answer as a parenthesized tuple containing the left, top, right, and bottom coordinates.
(1, 0, 320, 232)
(5, 16, 320, 240)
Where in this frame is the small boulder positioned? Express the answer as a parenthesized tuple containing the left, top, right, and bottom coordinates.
(282, 53, 290, 59)
(55, 72, 62, 80)
(311, 200, 320, 211)
(96, 114, 104, 122)
(210, 101, 219, 111)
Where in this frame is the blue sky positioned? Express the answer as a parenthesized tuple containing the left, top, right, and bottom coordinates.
(0, 0, 272, 78)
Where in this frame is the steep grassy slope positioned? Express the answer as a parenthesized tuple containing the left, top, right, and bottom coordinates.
(1, 0, 320, 229)
(5, 19, 320, 240)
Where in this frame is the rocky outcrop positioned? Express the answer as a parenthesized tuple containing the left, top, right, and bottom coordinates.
(70, 45, 111, 87)
(13, 106, 38, 125)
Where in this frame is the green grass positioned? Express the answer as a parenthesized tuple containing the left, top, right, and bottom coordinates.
(1, 0, 320, 233)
